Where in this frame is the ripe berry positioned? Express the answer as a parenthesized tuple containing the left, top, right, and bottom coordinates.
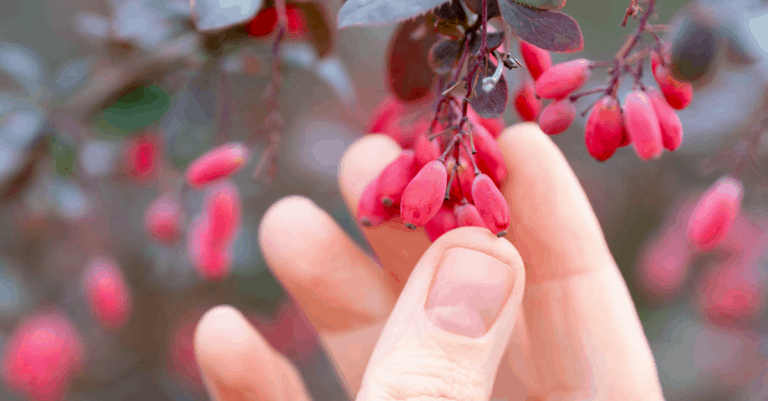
(471, 174, 509, 237)
(519, 41, 552, 81)
(245, 7, 278, 37)
(636, 226, 692, 301)
(514, 80, 541, 122)
(471, 124, 508, 185)
(539, 98, 576, 136)
(623, 91, 663, 160)
(204, 182, 241, 248)
(424, 206, 458, 242)
(454, 202, 487, 229)
(400, 160, 448, 228)
(467, 107, 504, 139)
(378, 150, 417, 206)
(124, 134, 160, 182)
(186, 142, 249, 189)
(285, 5, 307, 37)
(414, 133, 440, 169)
(697, 263, 764, 329)
(368, 96, 406, 134)
(584, 96, 624, 162)
(650, 42, 672, 75)
(646, 88, 683, 151)
(83, 256, 132, 330)
(188, 216, 232, 281)
(688, 176, 744, 251)
(167, 309, 205, 388)
(145, 193, 183, 244)
(534, 59, 591, 99)
(653, 64, 693, 110)
(357, 178, 398, 227)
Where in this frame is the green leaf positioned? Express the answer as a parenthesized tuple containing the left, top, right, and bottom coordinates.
(498, 0, 583, 53)
(95, 84, 171, 136)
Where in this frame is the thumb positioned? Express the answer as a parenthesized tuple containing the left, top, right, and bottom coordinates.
(356, 227, 525, 401)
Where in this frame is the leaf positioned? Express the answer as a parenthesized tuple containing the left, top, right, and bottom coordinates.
(470, 58, 508, 118)
(387, 17, 441, 103)
(428, 39, 462, 75)
(337, 0, 449, 28)
(293, 2, 334, 58)
(468, 31, 505, 55)
(466, 0, 501, 19)
(433, 0, 466, 24)
(193, 0, 263, 33)
(498, 0, 583, 52)
(515, 0, 565, 11)
(670, 17, 717, 82)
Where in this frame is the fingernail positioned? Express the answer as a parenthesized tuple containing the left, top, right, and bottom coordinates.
(425, 247, 513, 338)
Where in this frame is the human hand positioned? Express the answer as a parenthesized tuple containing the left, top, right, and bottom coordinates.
(193, 123, 665, 401)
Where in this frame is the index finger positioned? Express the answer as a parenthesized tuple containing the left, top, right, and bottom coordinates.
(497, 123, 663, 398)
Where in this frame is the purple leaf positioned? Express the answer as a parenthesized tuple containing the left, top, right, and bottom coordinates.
(498, 0, 583, 53)
(338, 0, 449, 28)
(387, 16, 440, 103)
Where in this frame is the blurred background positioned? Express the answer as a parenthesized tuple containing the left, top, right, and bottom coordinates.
(2, 0, 768, 399)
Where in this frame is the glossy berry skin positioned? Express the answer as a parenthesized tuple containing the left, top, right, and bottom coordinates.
(471, 124, 508, 185)
(584, 96, 624, 162)
(687, 176, 743, 251)
(83, 256, 132, 330)
(2, 312, 84, 401)
(186, 142, 249, 189)
(519, 41, 552, 81)
(424, 206, 458, 242)
(646, 88, 683, 151)
(539, 98, 576, 136)
(357, 178, 397, 227)
(514, 80, 541, 122)
(471, 174, 509, 237)
(145, 193, 183, 244)
(378, 150, 417, 206)
(467, 107, 504, 139)
(534, 59, 591, 99)
(124, 135, 160, 182)
(204, 182, 241, 248)
(454, 202, 487, 229)
(623, 91, 663, 161)
(653, 65, 693, 110)
(400, 160, 448, 228)
(414, 133, 440, 169)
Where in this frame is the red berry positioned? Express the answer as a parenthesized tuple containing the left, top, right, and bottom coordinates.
(534, 59, 591, 99)
(368, 96, 406, 134)
(650, 42, 672, 76)
(83, 256, 132, 330)
(167, 309, 205, 388)
(653, 64, 693, 110)
(636, 225, 692, 301)
(204, 182, 241, 248)
(186, 142, 249, 189)
(378, 150, 417, 206)
(470, 124, 508, 185)
(519, 41, 552, 81)
(697, 263, 764, 329)
(623, 91, 663, 161)
(454, 202, 487, 229)
(357, 177, 397, 227)
(618, 121, 631, 147)
(286, 5, 306, 37)
(124, 135, 160, 182)
(188, 216, 232, 281)
(471, 174, 509, 237)
(584, 96, 624, 162)
(539, 98, 576, 136)
(2, 311, 84, 401)
(688, 176, 744, 251)
(400, 160, 448, 228)
(414, 132, 440, 169)
(514, 80, 541, 122)
(424, 205, 458, 242)
(467, 107, 504, 139)
(646, 88, 683, 151)
(246, 7, 278, 37)
(145, 193, 183, 244)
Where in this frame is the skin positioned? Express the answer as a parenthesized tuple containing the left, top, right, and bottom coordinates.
(193, 123, 666, 401)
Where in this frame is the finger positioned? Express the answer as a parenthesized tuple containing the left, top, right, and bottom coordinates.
(497, 123, 663, 398)
(357, 227, 525, 401)
(194, 305, 311, 401)
(259, 196, 395, 333)
(338, 134, 432, 292)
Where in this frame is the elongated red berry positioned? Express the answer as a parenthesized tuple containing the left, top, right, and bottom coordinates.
(368, 96, 406, 134)
(471, 174, 509, 237)
(653, 65, 693, 110)
(454, 202, 487, 229)
(400, 160, 448, 229)
(535, 59, 591, 99)
(623, 91, 663, 160)
(414, 132, 440, 169)
(467, 107, 504, 139)
(186, 142, 249, 189)
(188, 215, 232, 281)
(246, 8, 278, 37)
(539, 98, 576, 135)
(424, 206, 458, 242)
(124, 134, 160, 182)
(204, 182, 241, 248)
(514, 80, 541, 122)
(145, 193, 183, 244)
(378, 150, 417, 206)
(83, 256, 132, 330)
(584, 96, 624, 162)
(651, 42, 672, 75)
(618, 121, 631, 147)
(519, 41, 552, 81)
(285, 5, 307, 37)
(471, 124, 508, 185)
(646, 88, 683, 151)
(357, 178, 397, 227)
(687, 176, 743, 251)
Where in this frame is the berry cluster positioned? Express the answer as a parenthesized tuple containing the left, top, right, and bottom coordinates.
(513, 40, 692, 162)
(359, 98, 509, 241)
